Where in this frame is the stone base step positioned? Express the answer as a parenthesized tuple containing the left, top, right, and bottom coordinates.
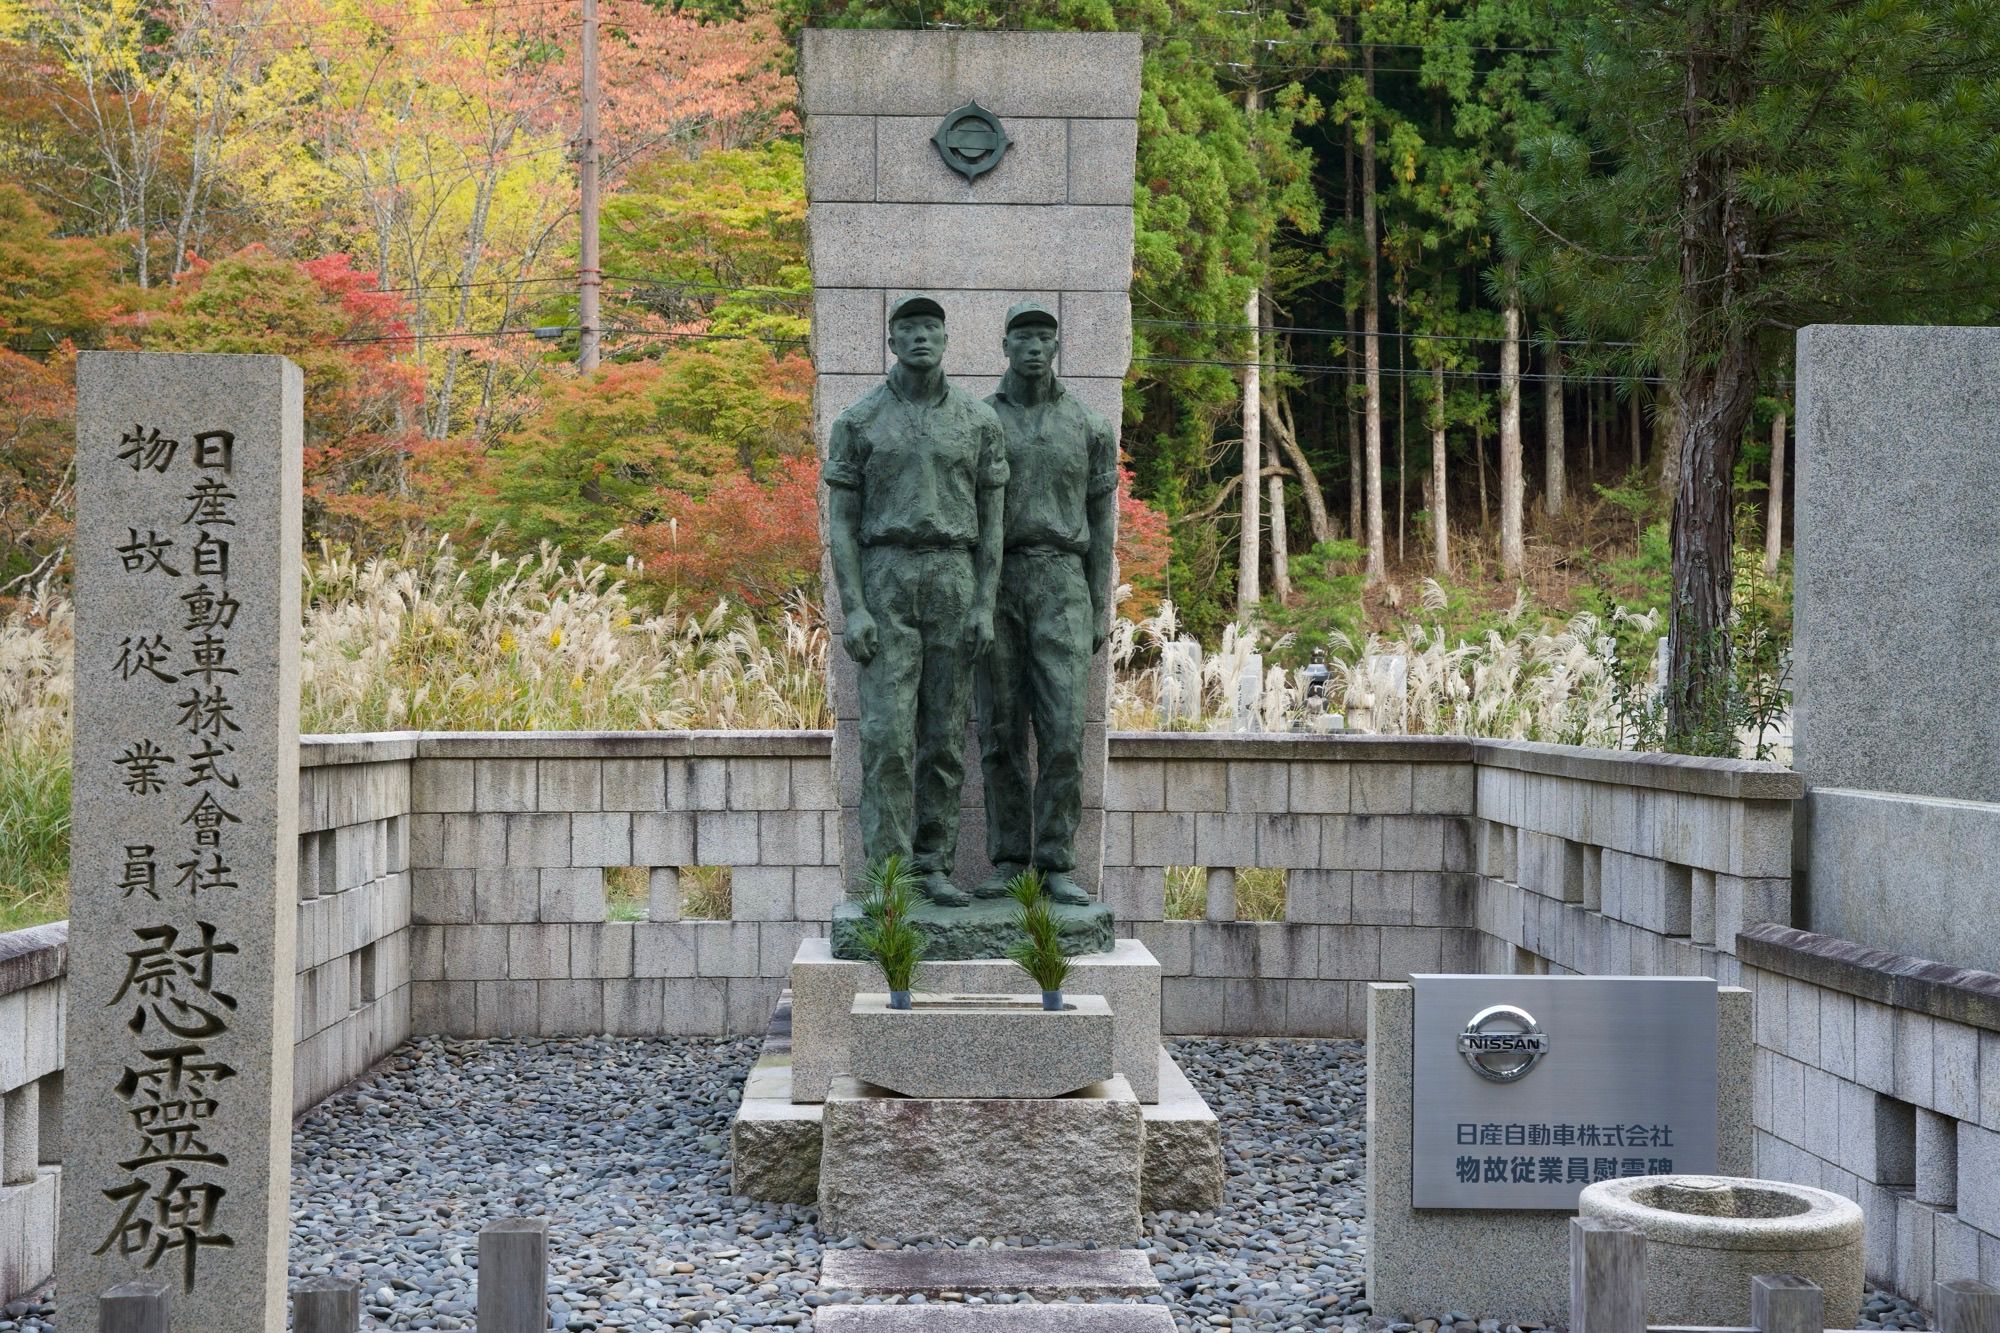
(815, 1306, 1176, 1331)
(820, 1249, 1160, 1301)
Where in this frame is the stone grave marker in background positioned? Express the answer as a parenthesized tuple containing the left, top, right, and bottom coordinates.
(60, 353, 303, 1333)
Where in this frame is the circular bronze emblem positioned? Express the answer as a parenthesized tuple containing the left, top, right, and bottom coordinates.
(932, 101, 1012, 182)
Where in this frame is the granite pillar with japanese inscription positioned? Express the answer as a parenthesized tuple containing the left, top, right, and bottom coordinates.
(60, 353, 303, 1333)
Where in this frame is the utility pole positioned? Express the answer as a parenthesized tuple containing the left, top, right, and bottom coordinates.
(578, 0, 601, 371)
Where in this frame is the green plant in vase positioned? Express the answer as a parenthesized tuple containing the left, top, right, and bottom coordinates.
(854, 855, 927, 1009)
(1006, 869, 1074, 1011)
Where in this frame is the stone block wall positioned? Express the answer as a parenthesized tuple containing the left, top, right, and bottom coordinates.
(1100, 734, 1484, 1038)
(293, 736, 417, 1114)
(402, 733, 841, 1042)
(1467, 742, 1798, 981)
(0, 925, 63, 1305)
(1738, 925, 2000, 1302)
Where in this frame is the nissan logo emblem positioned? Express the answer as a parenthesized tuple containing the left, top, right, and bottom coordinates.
(1458, 1004, 1550, 1082)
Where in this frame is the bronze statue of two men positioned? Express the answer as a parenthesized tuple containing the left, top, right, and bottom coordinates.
(825, 294, 1116, 911)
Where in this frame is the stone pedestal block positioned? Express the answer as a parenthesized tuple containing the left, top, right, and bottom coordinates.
(850, 993, 1114, 1098)
(818, 1075, 1142, 1244)
(791, 938, 1161, 1102)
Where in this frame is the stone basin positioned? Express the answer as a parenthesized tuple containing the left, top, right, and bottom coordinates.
(1579, 1175, 1865, 1326)
(848, 991, 1115, 1098)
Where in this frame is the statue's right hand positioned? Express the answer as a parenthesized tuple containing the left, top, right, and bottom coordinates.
(843, 608, 879, 663)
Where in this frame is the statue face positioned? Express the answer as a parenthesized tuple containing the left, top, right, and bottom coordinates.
(1003, 322, 1059, 378)
(889, 314, 947, 370)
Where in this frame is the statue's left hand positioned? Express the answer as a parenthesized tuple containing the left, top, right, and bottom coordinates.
(967, 614, 995, 660)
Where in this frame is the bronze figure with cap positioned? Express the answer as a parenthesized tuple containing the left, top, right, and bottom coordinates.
(823, 294, 1007, 906)
(973, 299, 1118, 906)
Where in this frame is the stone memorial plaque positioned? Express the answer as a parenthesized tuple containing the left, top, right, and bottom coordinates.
(60, 353, 303, 1333)
(1409, 975, 1717, 1210)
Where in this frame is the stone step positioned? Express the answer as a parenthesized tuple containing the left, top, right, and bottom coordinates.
(819, 1249, 1161, 1301)
(815, 1305, 1177, 1331)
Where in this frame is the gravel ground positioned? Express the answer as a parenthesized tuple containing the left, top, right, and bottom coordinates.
(0, 1033, 1934, 1331)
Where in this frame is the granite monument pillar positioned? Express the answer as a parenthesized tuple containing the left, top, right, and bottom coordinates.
(61, 353, 302, 1333)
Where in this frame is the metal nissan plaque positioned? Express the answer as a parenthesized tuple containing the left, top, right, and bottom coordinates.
(1411, 975, 1718, 1209)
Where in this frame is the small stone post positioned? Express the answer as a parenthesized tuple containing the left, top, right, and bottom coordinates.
(98, 1281, 170, 1333)
(1937, 1280, 2000, 1333)
(60, 353, 304, 1333)
(1750, 1274, 1824, 1333)
(292, 1277, 361, 1333)
(1569, 1216, 1644, 1333)
(479, 1217, 550, 1333)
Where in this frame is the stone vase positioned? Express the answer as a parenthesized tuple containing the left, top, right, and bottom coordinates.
(1579, 1175, 1865, 1326)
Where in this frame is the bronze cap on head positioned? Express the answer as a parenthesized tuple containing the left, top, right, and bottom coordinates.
(889, 293, 946, 324)
(1004, 299, 1058, 332)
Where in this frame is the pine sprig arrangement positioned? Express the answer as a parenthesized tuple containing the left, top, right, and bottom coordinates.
(854, 854, 927, 998)
(1005, 868, 1074, 997)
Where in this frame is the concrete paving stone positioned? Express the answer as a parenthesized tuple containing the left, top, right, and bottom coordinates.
(508, 923, 570, 980)
(538, 867, 608, 923)
(817, 1247, 1158, 1300)
(1193, 812, 1257, 866)
(791, 756, 839, 811)
(1353, 871, 1414, 926)
(1163, 760, 1227, 812)
(1352, 762, 1414, 814)
(805, 115, 876, 205)
(1319, 925, 1382, 979)
(698, 810, 762, 865)
(569, 812, 631, 867)
(504, 813, 570, 867)
(799, 29, 1144, 119)
(443, 925, 510, 981)
(729, 757, 793, 811)
(600, 758, 667, 811)
(1057, 289, 1134, 378)
(661, 977, 731, 1035)
(1289, 761, 1350, 814)
(1378, 926, 1443, 979)
(1898, 1009, 1938, 1106)
(474, 979, 539, 1036)
(696, 921, 762, 978)
(536, 758, 602, 812)
(1227, 760, 1288, 812)
(1127, 812, 1195, 866)
(808, 202, 1133, 293)
(475, 757, 538, 811)
(1934, 1019, 1980, 1122)
(758, 810, 824, 866)
(1287, 869, 1352, 924)
(1323, 814, 1385, 871)
(1103, 811, 1134, 867)
(795, 865, 846, 921)
(411, 868, 474, 925)
(412, 758, 475, 813)
(731, 866, 796, 921)
(634, 922, 699, 978)
(1256, 813, 1320, 868)
(632, 811, 696, 866)
(571, 923, 635, 978)
(1379, 817, 1446, 871)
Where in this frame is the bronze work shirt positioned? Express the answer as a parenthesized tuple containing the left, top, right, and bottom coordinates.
(986, 372, 1118, 554)
(824, 374, 1008, 549)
